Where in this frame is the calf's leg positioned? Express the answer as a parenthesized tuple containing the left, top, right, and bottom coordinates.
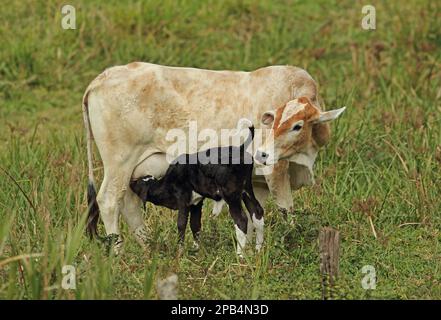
(177, 206, 190, 244)
(225, 197, 249, 257)
(242, 192, 264, 252)
(245, 177, 265, 251)
(189, 200, 203, 250)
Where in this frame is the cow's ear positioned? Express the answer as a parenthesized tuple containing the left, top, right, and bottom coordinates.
(313, 107, 346, 123)
(261, 110, 275, 126)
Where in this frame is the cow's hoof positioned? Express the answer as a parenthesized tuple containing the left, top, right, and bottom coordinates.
(103, 234, 123, 256)
(278, 207, 295, 225)
(176, 242, 185, 256)
(190, 241, 200, 252)
(134, 225, 149, 249)
(278, 207, 289, 216)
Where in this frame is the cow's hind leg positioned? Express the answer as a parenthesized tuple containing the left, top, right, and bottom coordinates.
(127, 152, 170, 249)
(121, 189, 149, 249)
(96, 162, 136, 255)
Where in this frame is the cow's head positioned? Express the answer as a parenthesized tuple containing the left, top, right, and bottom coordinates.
(255, 97, 345, 165)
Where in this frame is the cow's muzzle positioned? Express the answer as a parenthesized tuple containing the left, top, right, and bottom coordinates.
(254, 150, 269, 165)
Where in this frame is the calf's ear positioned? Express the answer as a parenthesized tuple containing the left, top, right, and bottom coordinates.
(261, 110, 275, 126)
(313, 107, 346, 123)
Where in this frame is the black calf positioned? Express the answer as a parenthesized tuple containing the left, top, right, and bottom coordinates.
(130, 120, 264, 255)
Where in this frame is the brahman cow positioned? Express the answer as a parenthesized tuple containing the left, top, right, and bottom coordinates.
(82, 62, 338, 252)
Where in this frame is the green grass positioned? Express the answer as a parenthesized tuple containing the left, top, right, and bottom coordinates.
(0, 0, 440, 299)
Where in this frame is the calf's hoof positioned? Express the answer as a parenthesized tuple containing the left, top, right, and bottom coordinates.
(236, 246, 245, 258)
(236, 252, 245, 261)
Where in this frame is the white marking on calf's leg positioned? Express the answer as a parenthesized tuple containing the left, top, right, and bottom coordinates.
(234, 224, 247, 257)
(211, 199, 225, 217)
(252, 215, 264, 252)
(190, 191, 203, 205)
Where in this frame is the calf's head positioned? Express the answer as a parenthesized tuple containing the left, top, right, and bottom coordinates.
(130, 175, 156, 202)
(255, 97, 345, 165)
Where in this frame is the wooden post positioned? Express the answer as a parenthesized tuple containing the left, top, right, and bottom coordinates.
(157, 274, 178, 300)
(319, 227, 340, 300)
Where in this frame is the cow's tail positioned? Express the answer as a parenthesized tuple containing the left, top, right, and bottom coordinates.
(82, 89, 100, 239)
(237, 118, 255, 152)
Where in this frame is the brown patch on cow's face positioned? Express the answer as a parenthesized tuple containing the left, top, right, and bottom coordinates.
(256, 97, 322, 164)
(273, 97, 320, 138)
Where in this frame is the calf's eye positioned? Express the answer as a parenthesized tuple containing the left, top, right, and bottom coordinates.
(292, 124, 303, 131)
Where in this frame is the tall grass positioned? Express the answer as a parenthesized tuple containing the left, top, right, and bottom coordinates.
(0, 0, 440, 299)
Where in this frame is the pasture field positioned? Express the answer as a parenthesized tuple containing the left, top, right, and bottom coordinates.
(0, 0, 440, 299)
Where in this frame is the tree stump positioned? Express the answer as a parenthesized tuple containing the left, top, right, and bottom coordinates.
(319, 227, 340, 299)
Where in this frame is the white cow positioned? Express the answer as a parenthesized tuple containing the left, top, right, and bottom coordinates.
(82, 62, 334, 251)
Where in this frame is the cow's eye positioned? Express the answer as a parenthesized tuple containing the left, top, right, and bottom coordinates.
(292, 124, 303, 131)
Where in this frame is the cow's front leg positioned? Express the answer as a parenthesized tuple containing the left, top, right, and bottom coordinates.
(265, 160, 293, 215)
(242, 193, 264, 252)
(95, 152, 141, 255)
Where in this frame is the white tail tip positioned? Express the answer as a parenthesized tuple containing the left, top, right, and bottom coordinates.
(237, 118, 253, 129)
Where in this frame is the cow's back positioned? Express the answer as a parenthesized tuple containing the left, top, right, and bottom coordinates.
(88, 62, 315, 128)
(86, 62, 320, 155)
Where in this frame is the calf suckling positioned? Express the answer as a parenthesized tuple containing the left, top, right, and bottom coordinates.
(130, 118, 264, 256)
